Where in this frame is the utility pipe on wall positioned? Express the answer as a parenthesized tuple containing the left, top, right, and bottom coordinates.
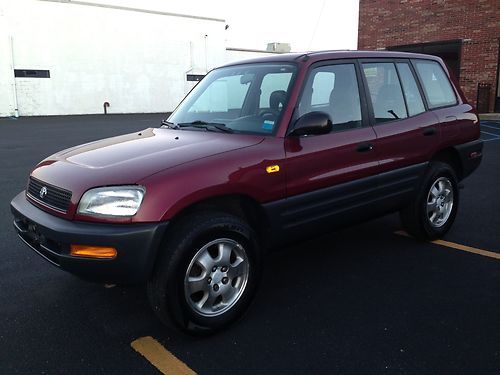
(10, 35, 19, 117)
(184, 41, 194, 95)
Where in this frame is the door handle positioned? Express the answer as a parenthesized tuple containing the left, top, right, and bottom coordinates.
(423, 127, 436, 136)
(356, 143, 374, 152)
(445, 115, 457, 122)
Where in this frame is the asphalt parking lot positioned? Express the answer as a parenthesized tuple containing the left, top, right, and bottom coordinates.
(0, 114, 499, 374)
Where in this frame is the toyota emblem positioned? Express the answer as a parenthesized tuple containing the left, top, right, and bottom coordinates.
(39, 186, 48, 199)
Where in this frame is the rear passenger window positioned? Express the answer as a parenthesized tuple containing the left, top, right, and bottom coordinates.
(414, 60, 457, 109)
(396, 63, 425, 116)
(362, 62, 408, 123)
(297, 64, 362, 132)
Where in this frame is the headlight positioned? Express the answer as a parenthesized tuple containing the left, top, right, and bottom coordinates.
(77, 186, 145, 217)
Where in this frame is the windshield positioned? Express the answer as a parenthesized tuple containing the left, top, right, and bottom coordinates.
(167, 63, 297, 135)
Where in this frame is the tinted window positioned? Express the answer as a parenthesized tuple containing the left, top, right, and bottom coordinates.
(362, 62, 407, 123)
(396, 63, 425, 116)
(311, 71, 335, 106)
(259, 72, 293, 109)
(297, 64, 362, 132)
(414, 60, 457, 109)
(169, 63, 297, 135)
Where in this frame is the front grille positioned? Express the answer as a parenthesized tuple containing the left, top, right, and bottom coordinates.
(27, 177, 72, 213)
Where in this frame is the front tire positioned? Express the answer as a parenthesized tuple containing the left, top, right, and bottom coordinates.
(147, 211, 261, 335)
(400, 161, 459, 240)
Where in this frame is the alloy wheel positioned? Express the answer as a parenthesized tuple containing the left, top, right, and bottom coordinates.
(184, 238, 249, 317)
(426, 176, 454, 228)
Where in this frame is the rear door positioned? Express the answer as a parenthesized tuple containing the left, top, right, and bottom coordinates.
(359, 59, 439, 205)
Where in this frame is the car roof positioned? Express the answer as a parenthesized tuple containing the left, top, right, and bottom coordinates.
(220, 50, 442, 67)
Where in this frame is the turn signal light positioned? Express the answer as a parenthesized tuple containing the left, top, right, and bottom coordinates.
(266, 165, 280, 173)
(70, 244, 117, 259)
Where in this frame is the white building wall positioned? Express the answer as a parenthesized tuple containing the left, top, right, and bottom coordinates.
(0, 6, 16, 117)
(224, 48, 281, 64)
(0, 0, 227, 117)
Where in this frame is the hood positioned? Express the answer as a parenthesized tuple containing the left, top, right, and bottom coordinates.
(31, 128, 264, 194)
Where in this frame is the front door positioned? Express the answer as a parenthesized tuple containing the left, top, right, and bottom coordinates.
(278, 61, 380, 232)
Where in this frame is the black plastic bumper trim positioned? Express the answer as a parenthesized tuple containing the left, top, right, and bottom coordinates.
(10, 191, 169, 284)
(454, 139, 483, 180)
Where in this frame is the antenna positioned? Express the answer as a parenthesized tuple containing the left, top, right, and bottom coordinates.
(308, 0, 326, 50)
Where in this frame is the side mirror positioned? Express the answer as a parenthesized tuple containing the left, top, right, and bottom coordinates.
(289, 111, 333, 136)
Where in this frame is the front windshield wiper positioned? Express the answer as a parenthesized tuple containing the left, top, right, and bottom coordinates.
(177, 120, 234, 133)
(160, 119, 179, 129)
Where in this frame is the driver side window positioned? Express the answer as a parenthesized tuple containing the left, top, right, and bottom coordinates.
(259, 72, 293, 111)
(297, 63, 362, 132)
(189, 74, 250, 114)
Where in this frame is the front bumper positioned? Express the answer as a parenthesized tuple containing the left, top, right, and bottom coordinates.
(10, 191, 168, 284)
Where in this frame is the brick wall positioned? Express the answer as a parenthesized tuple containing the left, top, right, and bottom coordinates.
(358, 0, 499, 112)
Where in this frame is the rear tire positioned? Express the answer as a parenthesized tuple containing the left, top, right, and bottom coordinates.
(400, 161, 459, 241)
(147, 211, 261, 335)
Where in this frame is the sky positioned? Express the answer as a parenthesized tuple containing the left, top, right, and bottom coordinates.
(91, 0, 360, 51)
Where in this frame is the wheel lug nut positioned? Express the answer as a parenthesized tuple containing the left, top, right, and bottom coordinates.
(212, 266, 217, 272)
(221, 266, 228, 272)
(222, 277, 228, 284)
(213, 284, 219, 292)
(207, 277, 212, 284)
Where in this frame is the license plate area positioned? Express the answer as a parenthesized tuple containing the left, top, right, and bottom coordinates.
(14, 217, 64, 265)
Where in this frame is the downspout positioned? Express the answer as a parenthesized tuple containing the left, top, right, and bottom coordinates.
(184, 41, 194, 95)
(10, 35, 19, 117)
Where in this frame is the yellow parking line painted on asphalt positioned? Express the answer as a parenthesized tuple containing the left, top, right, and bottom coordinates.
(394, 230, 500, 260)
(131, 336, 197, 375)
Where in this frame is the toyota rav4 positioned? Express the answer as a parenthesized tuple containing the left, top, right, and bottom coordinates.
(11, 51, 483, 334)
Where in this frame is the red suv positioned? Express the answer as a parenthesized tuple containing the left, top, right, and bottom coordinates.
(11, 51, 482, 334)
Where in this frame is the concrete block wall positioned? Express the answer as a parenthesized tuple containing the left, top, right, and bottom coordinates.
(0, 0, 227, 117)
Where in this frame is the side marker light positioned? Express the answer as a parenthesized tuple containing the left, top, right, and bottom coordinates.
(266, 165, 280, 173)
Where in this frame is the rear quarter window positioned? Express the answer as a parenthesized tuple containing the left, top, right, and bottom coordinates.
(396, 62, 425, 116)
(413, 60, 457, 109)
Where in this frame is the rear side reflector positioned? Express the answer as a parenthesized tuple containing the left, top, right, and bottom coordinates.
(70, 245, 117, 259)
(469, 151, 482, 159)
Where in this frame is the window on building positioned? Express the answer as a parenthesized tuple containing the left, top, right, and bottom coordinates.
(396, 63, 426, 116)
(413, 60, 457, 109)
(362, 62, 408, 123)
(297, 64, 362, 132)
